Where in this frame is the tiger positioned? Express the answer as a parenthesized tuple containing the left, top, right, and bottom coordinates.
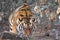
(9, 4, 35, 36)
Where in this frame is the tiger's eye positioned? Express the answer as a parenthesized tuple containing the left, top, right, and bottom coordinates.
(20, 14, 24, 17)
(19, 18, 23, 21)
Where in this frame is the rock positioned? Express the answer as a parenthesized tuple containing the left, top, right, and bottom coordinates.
(1, 31, 25, 40)
(0, 16, 2, 22)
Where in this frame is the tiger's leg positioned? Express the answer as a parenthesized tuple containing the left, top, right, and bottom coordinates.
(10, 24, 17, 34)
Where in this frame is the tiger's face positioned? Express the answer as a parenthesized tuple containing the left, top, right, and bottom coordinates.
(17, 5, 34, 36)
(18, 5, 36, 36)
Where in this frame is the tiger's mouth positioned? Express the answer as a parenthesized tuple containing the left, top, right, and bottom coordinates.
(17, 18, 33, 29)
(16, 18, 35, 35)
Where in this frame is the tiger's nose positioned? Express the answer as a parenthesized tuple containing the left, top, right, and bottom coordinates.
(27, 18, 30, 20)
(25, 18, 30, 23)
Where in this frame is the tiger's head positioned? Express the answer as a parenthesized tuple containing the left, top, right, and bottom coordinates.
(15, 5, 33, 35)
